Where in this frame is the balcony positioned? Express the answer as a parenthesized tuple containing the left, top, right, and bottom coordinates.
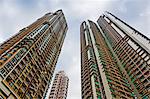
(10, 71, 18, 80)
(15, 66, 21, 75)
(0, 68, 8, 78)
(25, 77, 30, 86)
(16, 79, 22, 87)
(20, 74, 25, 81)
(17, 90, 23, 97)
(21, 83, 26, 93)
(0, 56, 7, 66)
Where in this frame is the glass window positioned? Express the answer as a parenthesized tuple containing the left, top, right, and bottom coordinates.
(0, 68, 5, 75)
(17, 80, 22, 86)
(5, 62, 12, 70)
(0, 57, 7, 61)
(12, 57, 17, 64)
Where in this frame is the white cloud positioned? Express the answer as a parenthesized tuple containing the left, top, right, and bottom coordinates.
(0, 0, 149, 99)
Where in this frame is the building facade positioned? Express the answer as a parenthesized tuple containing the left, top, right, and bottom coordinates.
(49, 71, 69, 99)
(0, 10, 68, 99)
(80, 12, 149, 99)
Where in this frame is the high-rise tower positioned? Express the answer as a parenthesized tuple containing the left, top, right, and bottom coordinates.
(80, 12, 149, 99)
(0, 10, 68, 99)
(49, 71, 69, 99)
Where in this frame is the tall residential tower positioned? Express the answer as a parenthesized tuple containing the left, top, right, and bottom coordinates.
(80, 12, 149, 99)
(49, 71, 69, 99)
(0, 10, 68, 99)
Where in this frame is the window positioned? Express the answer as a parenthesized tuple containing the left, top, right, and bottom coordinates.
(83, 22, 86, 29)
(0, 96, 4, 99)
(87, 50, 91, 60)
(21, 75, 25, 81)
(128, 40, 138, 50)
(27, 65, 31, 70)
(5, 62, 13, 72)
(0, 68, 6, 78)
(12, 57, 17, 64)
(53, 21, 61, 34)
(139, 50, 144, 55)
(0, 57, 7, 61)
(104, 17, 110, 23)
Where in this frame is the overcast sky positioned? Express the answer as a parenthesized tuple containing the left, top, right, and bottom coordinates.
(0, 0, 150, 99)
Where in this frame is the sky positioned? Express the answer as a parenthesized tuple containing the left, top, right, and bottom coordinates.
(0, 0, 150, 99)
